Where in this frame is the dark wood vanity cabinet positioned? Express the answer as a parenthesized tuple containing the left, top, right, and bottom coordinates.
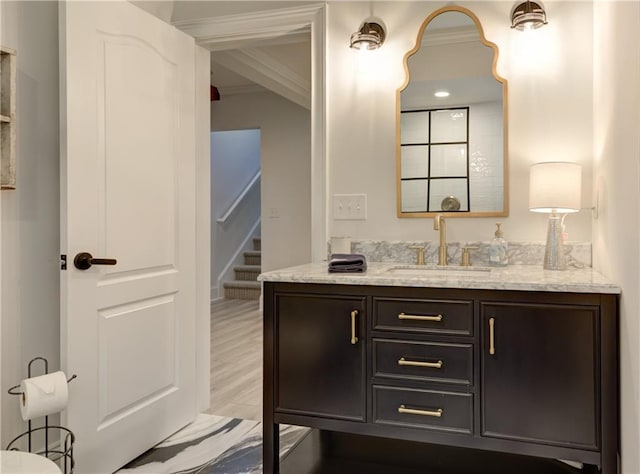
(481, 302, 599, 449)
(263, 283, 618, 474)
(274, 293, 366, 421)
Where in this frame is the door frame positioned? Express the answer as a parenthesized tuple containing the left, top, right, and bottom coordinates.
(174, 4, 327, 263)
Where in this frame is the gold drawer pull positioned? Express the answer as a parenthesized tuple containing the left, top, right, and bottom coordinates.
(398, 405, 443, 417)
(489, 317, 495, 355)
(398, 312, 443, 322)
(350, 310, 359, 345)
(398, 357, 443, 369)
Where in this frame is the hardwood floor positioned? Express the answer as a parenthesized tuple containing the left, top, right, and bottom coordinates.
(208, 298, 263, 421)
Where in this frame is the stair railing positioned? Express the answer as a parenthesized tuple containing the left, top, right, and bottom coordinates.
(216, 170, 261, 225)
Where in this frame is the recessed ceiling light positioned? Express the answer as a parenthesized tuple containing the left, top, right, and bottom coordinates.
(434, 91, 450, 98)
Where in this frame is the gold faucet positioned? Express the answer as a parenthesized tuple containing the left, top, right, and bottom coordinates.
(434, 214, 447, 266)
(409, 245, 426, 265)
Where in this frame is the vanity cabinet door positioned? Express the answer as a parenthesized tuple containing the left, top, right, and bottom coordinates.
(275, 293, 366, 421)
(481, 302, 598, 450)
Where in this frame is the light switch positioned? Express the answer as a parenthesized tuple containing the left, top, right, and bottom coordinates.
(333, 194, 367, 220)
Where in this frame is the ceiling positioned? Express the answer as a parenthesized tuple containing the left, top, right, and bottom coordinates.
(210, 36, 311, 109)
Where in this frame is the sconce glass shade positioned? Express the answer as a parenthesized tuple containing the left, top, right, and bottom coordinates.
(511, 1, 548, 30)
(529, 162, 582, 270)
(350, 22, 386, 50)
(529, 162, 582, 214)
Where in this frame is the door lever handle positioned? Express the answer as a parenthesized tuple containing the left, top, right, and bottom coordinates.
(74, 252, 117, 270)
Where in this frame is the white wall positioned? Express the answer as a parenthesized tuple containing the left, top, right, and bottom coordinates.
(0, 1, 60, 446)
(210, 129, 261, 298)
(211, 90, 311, 273)
(327, 1, 594, 245)
(593, 2, 640, 473)
(130, 0, 174, 22)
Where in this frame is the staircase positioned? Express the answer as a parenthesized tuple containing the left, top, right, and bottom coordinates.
(223, 237, 261, 300)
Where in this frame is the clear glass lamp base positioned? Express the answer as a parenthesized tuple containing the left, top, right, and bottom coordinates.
(543, 213, 566, 270)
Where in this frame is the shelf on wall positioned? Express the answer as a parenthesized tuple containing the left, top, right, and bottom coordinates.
(1, 45, 16, 190)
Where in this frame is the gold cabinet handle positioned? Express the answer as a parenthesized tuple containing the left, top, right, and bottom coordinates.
(398, 357, 443, 369)
(398, 405, 443, 417)
(489, 317, 495, 355)
(350, 310, 358, 345)
(398, 312, 443, 322)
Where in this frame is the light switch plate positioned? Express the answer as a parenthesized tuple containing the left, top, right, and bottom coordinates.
(333, 194, 367, 220)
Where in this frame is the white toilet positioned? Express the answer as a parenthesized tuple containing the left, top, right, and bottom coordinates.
(0, 450, 62, 474)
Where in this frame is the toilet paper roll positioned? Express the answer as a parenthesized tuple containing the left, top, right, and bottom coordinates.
(19, 371, 69, 421)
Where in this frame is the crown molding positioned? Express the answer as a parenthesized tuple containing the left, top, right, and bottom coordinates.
(211, 48, 310, 109)
(173, 4, 323, 51)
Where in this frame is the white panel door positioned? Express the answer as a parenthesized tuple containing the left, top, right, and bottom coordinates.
(59, 2, 197, 472)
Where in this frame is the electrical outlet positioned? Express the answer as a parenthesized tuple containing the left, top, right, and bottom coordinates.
(333, 194, 367, 220)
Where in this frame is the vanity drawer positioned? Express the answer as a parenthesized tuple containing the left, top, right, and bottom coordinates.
(373, 298, 473, 336)
(373, 385, 473, 434)
(373, 339, 472, 385)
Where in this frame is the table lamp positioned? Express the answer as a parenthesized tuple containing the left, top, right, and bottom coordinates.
(529, 162, 582, 270)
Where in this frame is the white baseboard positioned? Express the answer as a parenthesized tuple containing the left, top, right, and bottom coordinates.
(210, 285, 220, 302)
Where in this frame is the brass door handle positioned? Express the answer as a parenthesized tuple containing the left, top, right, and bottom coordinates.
(398, 313, 443, 322)
(398, 405, 443, 417)
(398, 358, 443, 369)
(350, 310, 358, 345)
(489, 317, 495, 355)
(74, 252, 117, 270)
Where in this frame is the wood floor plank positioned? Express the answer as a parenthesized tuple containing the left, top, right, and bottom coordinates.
(209, 299, 263, 421)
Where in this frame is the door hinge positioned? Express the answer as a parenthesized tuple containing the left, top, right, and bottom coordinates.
(61, 254, 67, 270)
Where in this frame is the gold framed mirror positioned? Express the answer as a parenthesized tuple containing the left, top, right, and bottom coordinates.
(396, 6, 508, 218)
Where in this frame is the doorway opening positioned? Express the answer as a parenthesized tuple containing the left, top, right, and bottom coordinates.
(208, 128, 263, 420)
(210, 129, 262, 302)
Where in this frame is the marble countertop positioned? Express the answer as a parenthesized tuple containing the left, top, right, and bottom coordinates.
(258, 262, 620, 294)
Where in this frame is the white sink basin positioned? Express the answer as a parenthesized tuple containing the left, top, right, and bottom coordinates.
(385, 265, 491, 277)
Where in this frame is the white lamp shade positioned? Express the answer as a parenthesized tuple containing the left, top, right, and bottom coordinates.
(529, 162, 582, 213)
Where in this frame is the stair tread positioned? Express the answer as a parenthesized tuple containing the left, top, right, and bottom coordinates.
(243, 250, 261, 257)
(223, 280, 261, 289)
(234, 265, 262, 272)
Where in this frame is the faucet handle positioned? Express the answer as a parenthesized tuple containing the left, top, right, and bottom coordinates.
(408, 245, 426, 265)
(460, 247, 478, 267)
(434, 214, 444, 230)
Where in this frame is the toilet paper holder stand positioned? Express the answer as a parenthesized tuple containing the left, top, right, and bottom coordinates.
(6, 357, 77, 474)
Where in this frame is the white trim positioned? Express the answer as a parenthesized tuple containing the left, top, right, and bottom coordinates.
(175, 3, 327, 263)
(309, 4, 327, 263)
(212, 48, 311, 109)
(173, 4, 322, 51)
(195, 45, 211, 413)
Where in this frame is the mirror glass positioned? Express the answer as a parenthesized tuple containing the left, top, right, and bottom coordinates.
(397, 7, 508, 217)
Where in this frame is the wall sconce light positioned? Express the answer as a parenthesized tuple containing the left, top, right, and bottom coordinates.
(511, 1, 548, 30)
(529, 162, 582, 270)
(349, 21, 386, 50)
